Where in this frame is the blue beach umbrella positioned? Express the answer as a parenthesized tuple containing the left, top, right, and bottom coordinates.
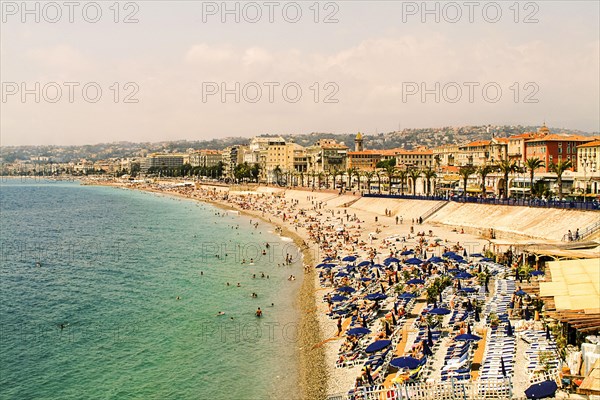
(455, 272, 473, 280)
(398, 292, 416, 299)
(400, 250, 414, 256)
(384, 257, 400, 265)
(322, 257, 334, 262)
(455, 333, 481, 342)
(405, 257, 423, 265)
(337, 286, 356, 294)
(365, 340, 391, 353)
(447, 268, 461, 274)
(470, 253, 484, 258)
(481, 257, 493, 262)
(336, 272, 349, 277)
(525, 380, 558, 399)
(331, 295, 348, 302)
(390, 356, 422, 370)
(428, 256, 444, 263)
(460, 287, 477, 293)
(347, 327, 371, 336)
(360, 277, 372, 282)
(515, 289, 527, 296)
(342, 255, 357, 262)
(443, 251, 456, 257)
(406, 278, 425, 285)
(365, 293, 387, 301)
(428, 307, 451, 315)
(357, 260, 372, 267)
(530, 270, 544, 276)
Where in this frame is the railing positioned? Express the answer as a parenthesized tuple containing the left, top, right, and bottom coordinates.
(362, 194, 600, 211)
(561, 219, 600, 242)
(421, 201, 449, 222)
(327, 379, 514, 400)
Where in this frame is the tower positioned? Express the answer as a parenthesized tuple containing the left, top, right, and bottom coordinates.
(355, 132, 364, 152)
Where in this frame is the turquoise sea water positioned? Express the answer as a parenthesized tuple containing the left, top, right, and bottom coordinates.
(0, 180, 302, 400)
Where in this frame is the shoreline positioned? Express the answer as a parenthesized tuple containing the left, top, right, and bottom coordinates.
(97, 182, 328, 400)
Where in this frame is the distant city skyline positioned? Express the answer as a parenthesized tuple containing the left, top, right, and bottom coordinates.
(1, 1, 599, 146)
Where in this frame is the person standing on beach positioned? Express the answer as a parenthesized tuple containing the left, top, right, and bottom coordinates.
(336, 317, 343, 336)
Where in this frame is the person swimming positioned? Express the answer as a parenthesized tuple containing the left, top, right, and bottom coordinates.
(256, 307, 262, 317)
(217, 311, 225, 316)
(176, 296, 181, 300)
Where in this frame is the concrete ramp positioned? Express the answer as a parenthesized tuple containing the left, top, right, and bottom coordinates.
(349, 197, 446, 220)
(429, 202, 599, 241)
(323, 195, 360, 208)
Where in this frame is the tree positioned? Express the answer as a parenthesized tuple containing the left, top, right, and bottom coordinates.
(364, 171, 375, 194)
(525, 158, 545, 197)
(346, 167, 357, 189)
(422, 167, 437, 196)
(477, 164, 495, 197)
(397, 169, 408, 195)
(459, 166, 477, 198)
(376, 171, 382, 194)
(549, 159, 573, 201)
(497, 160, 519, 199)
(273, 165, 283, 185)
(376, 158, 396, 169)
(331, 168, 340, 189)
(408, 168, 422, 196)
(384, 165, 396, 194)
(299, 171, 305, 187)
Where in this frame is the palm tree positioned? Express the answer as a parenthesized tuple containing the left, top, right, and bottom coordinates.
(310, 171, 316, 189)
(273, 165, 282, 185)
(364, 171, 375, 194)
(317, 172, 324, 189)
(525, 158, 545, 197)
(384, 165, 396, 194)
(549, 159, 573, 201)
(346, 167, 356, 189)
(408, 168, 422, 196)
(376, 170, 382, 194)
(477, 164, 495, 197)
(354, 169, 362, 191)
(332, 168, 341, 190)
(299, 171, 305, 187)
(397, 169, 408, 195)
(497, 160, 518, 199)
(422, 167, 437, 196)
(323, 170, 331, 189)
(459, 166, 477, 198)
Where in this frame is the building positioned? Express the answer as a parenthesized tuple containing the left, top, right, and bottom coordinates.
(140, 154, 185, 172)
(575, 140, 600, 196)
(354, 132, 364, 152)
(307, 139, 348, 173)
(457, 137, 508, 167)
(395, 147, 433, 169)
(432, 144, 459, 169)
(190, 150, 223, 168)
(525, 134, 594, 172)
(222, 145, 247, 178)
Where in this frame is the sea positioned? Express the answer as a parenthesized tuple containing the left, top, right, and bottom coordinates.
(0, 179, 303, 400)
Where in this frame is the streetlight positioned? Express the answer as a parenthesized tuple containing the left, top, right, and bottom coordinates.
(583, 157, 588, 203)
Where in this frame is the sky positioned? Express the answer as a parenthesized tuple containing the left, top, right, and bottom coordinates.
(1, 0, 599, 146)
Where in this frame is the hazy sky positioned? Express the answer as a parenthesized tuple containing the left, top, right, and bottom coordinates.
(1, 1, 599, 146)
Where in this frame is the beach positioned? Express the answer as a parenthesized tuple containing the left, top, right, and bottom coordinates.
(84, 179, 600, 399)
(93, 180, 495, 396)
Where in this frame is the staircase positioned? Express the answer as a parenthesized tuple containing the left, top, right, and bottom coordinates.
(561, 220, 600, 242)
(420, 201, 449, 222)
